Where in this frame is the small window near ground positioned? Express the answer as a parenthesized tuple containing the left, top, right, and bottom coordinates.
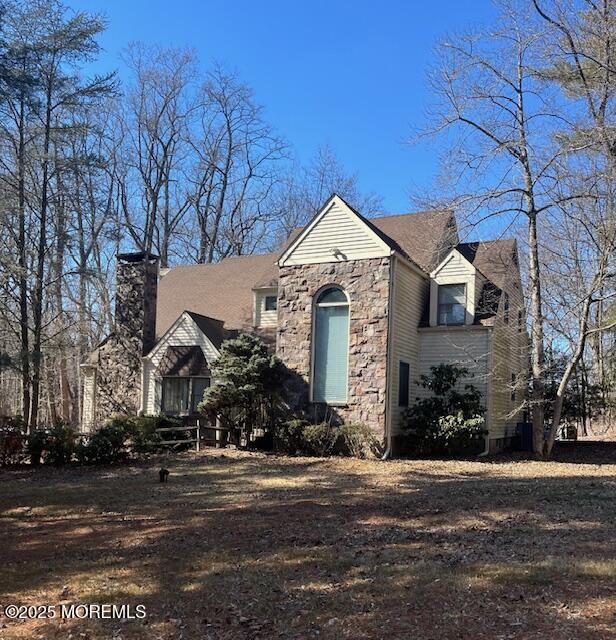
(503, 293, 510, 324)
(265, 295, 277, 311)
(398, 362, 410, 407)
(438, 284, 466, 325)
(511, 373, 516, 403)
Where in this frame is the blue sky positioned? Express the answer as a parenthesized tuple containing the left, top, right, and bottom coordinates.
(71, 0, 497, 213)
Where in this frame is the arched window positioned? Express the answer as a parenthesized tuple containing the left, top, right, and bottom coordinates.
(313, 286, 349, 403)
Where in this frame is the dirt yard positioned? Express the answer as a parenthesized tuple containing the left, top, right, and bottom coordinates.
(1, 445, 615, 640)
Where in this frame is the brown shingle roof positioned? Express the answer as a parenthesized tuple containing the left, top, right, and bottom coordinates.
(156, 209, 460, 337)
(370, 210, 457, 272)
(156, 254, 278, 338)
(184, 312, 231, 350)
(456, 240, 517, 289)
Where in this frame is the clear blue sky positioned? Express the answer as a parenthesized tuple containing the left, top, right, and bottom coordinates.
(71, 0, 497, 213)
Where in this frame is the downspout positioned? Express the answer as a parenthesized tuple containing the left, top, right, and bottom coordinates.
(382, 254, 396, 460)
(479, 328, 493, 457)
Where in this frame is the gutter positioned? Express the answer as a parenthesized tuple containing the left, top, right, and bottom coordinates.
(381, 254, 396, 460)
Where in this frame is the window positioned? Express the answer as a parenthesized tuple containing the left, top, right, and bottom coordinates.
(162, 377, 210, 414)
(518, 309, 524, 333)
(313, 287, 349, 404)
(503, 293, 510, 324)
(438, 284, 466, 325)
(265, 295, 277, 311)
(511, 373, 516, 403)
(398, 361, 410, 407)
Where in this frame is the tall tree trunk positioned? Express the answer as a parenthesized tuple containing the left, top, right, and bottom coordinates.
(17, 95, 31, 428)
(54, 143, 71, 424)
(527, 211, 546, 456)
(29, 78, 53, 430)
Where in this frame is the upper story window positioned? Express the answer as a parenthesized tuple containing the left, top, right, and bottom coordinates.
(503, 292, 510, 324)
(518, 309, 524, 333)
(264, 295, 277, 311)
(312, 286, 349, 404)
(438, 284, 466, 325)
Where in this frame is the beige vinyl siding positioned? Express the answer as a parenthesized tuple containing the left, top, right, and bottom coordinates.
(418, 326, 491, 430)
(254, 288, 278, 327)
(81, 367, 96, 431)
(389, 258, 428, 437)
(142, 313, 220, 415)
(429, 250, 477, 325)
(489, 271, 527, 440)
(281, 199, 390, 265)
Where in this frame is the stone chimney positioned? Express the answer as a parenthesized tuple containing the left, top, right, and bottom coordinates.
(115, 252, 159, 355)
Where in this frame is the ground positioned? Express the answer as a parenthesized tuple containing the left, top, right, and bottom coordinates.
(1, 445, 615, 640)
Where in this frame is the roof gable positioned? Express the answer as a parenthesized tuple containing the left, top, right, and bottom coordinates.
(147, 311, 223, 363)
(278, 194, 394, 267)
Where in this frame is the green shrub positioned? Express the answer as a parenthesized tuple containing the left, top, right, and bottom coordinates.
(0, 416, 27, 466)
(45, 423, 76, 465)
(79, 423, 129, 465)
(199, 333, 285, 446)
(339, 422, 380, 458)
(302, 422, 338, 457)
(401, 364, 487, 456)
(272, 418, 309, 455)
(431, 413, 487, 455)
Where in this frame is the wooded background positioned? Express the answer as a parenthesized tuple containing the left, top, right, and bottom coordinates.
(0, 0, 613, 456)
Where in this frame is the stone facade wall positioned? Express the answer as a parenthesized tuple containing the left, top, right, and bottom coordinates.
(276, 258, 391, 441)
(93, 257, 158, 424)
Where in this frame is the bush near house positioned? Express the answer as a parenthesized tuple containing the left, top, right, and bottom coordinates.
(198, 333, 285, 445)
(400, 364, 487, 456)
(0, 414, 183, 467)
(272, 419, 379, 458)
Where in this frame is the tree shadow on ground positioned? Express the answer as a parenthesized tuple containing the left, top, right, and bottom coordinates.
(1, 451, 615, 640)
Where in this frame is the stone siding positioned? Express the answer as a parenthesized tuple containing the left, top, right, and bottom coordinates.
(276, 258, 391, 441)
(93, 257, 158, 424)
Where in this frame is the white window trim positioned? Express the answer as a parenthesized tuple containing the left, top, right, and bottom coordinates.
(437, 282, 467, 326)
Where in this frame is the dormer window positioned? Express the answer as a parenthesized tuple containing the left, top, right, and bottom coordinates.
(438, 284, 466, 325)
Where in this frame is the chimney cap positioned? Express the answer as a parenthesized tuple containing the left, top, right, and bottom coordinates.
(117, 251, 159, 264)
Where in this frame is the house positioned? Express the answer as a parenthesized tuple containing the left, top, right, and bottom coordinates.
(81, 195, 527, 454)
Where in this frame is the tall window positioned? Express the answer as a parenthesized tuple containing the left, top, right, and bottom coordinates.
(162, 377, 210, 414)
(398, 361, 410, 407)
(438, 284, 466, 325)
(503, 292, 510, 324)
(313, 287, 349, 404)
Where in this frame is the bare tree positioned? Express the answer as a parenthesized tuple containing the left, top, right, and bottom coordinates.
(271, 144, 383, 245)
(117, 43, 195, 266)
(185, 66, 288, 262)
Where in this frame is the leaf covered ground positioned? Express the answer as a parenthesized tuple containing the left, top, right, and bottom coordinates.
(1, 444, 615, 639)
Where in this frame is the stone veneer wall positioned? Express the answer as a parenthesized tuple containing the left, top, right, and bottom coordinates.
(93, 258, 158, 423)
(276, 257, 391, 441)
